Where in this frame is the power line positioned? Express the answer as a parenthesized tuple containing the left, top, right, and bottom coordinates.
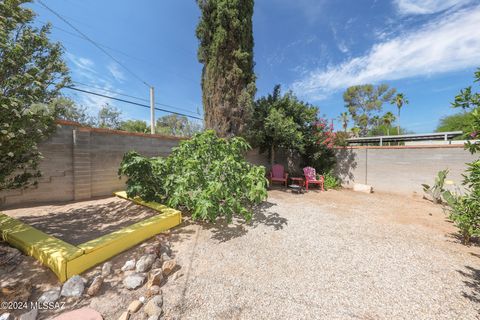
(41, 20, 198, 84)
(71, 81, 201, 115)
(37, 0, 150, 88)
(64, 86, 203, 121)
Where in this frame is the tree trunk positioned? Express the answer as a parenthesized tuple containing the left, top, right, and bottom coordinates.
(397, 108, 401, 135)
(270, 144, 275, 167)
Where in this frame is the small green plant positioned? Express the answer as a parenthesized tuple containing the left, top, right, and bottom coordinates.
(440, 68, 480, 244)
(442, 160, 480, 244)
(422, 169, 449, 204)
(322, 171, 341, 190)
(443, 190, 480, 245)
(119, 130, 268, 222)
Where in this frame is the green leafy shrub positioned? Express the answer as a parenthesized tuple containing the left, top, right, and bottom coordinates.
(422, 169, 449, 204)
(440, 68, 480, 244)
(119, 130, 268, 222)
(443, 160, 480, 244)
(322, 171, 341, 190)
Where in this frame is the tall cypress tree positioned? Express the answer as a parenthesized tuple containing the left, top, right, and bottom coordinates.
(196, 0, 256, 137)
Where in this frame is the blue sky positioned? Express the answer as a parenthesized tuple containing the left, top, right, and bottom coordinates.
(30, 0, 480, 133)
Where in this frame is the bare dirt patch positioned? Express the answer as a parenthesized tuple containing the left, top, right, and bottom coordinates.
(2, 197, 159, 245)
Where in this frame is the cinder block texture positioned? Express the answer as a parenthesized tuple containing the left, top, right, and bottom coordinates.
(0, 121, 182, 207)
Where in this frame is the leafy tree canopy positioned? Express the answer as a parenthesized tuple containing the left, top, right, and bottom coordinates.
(343, 84, 396, 136)
(119, 120, 149, 133)
(435, 111, 474, 136)
(246, 85, 318, 165)
(155, 114, 203, 137)
(196, 0, 256, 136)
(0, 0, 70, 191)
(97, 103, 122, 129)
(119, 130, 268, 222)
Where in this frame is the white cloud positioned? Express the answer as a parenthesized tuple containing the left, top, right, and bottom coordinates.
(66, 53, 121, 110)
(291, 6, 480, 101)
(394, 0, 472, 15)
(107, 63, 126, 82)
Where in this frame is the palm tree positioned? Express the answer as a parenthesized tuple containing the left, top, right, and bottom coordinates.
(339, 112, 349, 133)
(382, 112, 396, 136)
(391, 93, 409, 135)
(371, 115, 381, 127)
(351, 127, 360, 137)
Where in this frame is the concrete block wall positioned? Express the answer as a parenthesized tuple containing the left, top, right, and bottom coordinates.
(0, 121, 181, 208)
(335, 145, 478, 195)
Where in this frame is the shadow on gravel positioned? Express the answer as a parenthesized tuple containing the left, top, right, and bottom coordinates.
(458, 265, 480, 303)
(180, 200, 288, 242)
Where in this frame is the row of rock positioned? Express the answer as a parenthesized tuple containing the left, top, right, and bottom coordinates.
(118, 241, 179, 319)
(2, 236, 178, 320)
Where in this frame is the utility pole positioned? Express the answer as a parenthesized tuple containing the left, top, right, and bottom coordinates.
(150, 86, 155, 134)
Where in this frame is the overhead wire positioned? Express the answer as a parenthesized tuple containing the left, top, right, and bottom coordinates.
(64, 86, 203, 121)
(71, 81, 201, 115)
(37, 0, 151, 88)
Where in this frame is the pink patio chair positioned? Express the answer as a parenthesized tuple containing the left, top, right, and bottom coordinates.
(303, 166, 324, 191)
(269, 164, 288, 187)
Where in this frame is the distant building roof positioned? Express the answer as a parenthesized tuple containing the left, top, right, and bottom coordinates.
(347, 131, 463, 145)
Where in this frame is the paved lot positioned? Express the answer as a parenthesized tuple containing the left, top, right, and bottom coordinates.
(163, 189, 480, 320)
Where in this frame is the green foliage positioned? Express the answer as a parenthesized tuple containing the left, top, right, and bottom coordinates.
(338, 112, 349, 132)
(57, 98, 96, 126)
(303, 119, 337, 174)
(422, 169, 449, 204)
(382, 111, 396, 135)
(334, 131, 349, 146)
(391, 93, 409, 135)
(323, 171, 341, 190)
(119, 130, 268, 222)
(443, 191, 480, 244)
(196, 0, 256, 136)
(155, 114, 203, 137)
(0, 0, 70, 191)
(97, 104, 122, 129)
(119, 120, 149, 133)
(435, 112, 474, 136)
(247, 85, 318, 165)
(343, 84, 396, 136)
(440, 68, 480, 244)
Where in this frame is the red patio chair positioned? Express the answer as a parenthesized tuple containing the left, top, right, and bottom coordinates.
(303, 166, 324, 191)
(269, 164, 288, 187)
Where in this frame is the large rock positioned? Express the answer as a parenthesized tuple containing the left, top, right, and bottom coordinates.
(145, 286, 161, 298)
(101, 262, 113, 276)
(0, 313, 13, 320)
(144, 244, 162, 257)
(160, 253, 171, 262)
(127, 300, 143, 313)
(123, 273, 146, 290)
(147, 269, 163, 288)
(162, 259, 177, 276)
(353, 183, 373, 193)
(136, 255, 156, 273)
(118, 311, 129, 320)
(152, 258, 163, 269)
(144, 295, 163, 318)
(37, 287, 61, 304)
(87, 276, 104, 296)
(18, 309, 38, 320)
(121, 259, 136, 272)
(52, 307, 103, 320)
(61, 275, 85, 297)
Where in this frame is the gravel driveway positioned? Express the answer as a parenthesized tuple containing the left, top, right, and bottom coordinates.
(162, 190, 480, 320)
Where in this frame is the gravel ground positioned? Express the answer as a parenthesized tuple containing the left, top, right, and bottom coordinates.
(162, 189, 480, 320)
